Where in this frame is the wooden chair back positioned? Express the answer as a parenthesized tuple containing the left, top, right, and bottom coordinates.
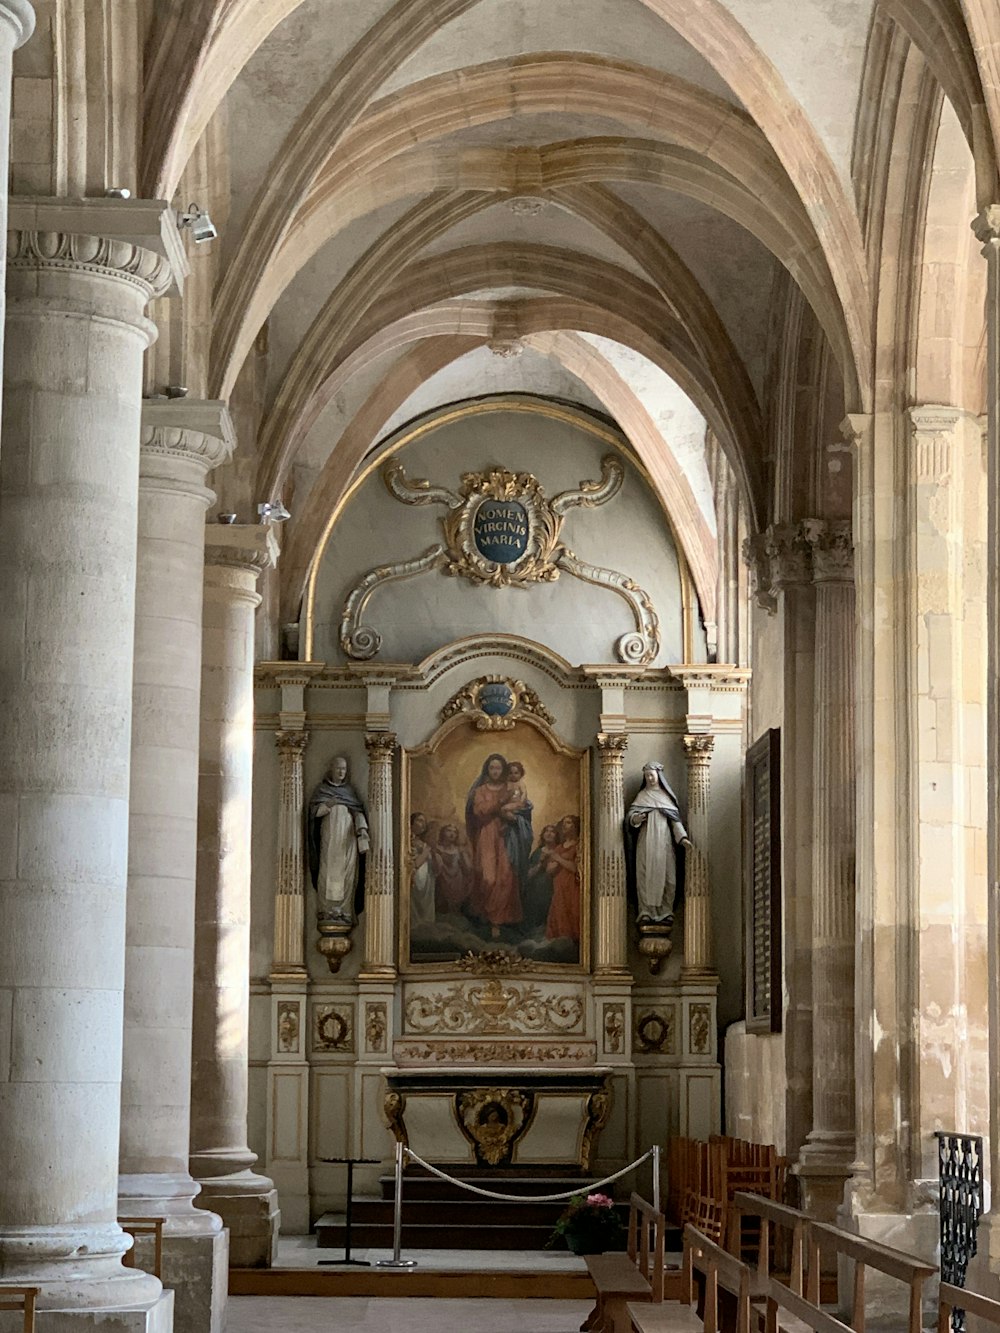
(807, 1220, 936, 1333)
(939, 1281, 1000, 1333)
(0, 1287, 38, 1333)
(119, 1215, 165, 1279)
(628, 1192, 667, 1302)
(766, 1277, 855, 1333)
(728, 1190, 808, 1294)
(683, 1223, 752, 1333)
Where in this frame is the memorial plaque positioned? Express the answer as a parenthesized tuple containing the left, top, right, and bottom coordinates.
(745, 728, 781, 1033)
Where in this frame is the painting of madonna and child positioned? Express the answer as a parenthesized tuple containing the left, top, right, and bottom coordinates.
(403, 724, 589, 967)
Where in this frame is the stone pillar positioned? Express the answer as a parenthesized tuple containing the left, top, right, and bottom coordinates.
(595, 733, 629, 976)
(273, 730, 309, 979)
(970, 208, 1000, 1291)
(190, 525, 280, 1267)
(119, 403, 233, 1333)
(0, 200, 185, 1328)
(362, 732, 397, 978)
(681, 734, 715, 977)
(0, 3, 34, 420)
(796, 519, 857, 1220)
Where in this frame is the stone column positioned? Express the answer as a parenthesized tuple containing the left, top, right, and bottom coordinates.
(970, 208, 1000, 1289)
(0, 200, 185, 1328)
(595, 733, 629, 975)
(190, 525, 280, 1266)
(119, 403, 233, 1333)
(0, 3, 34, 421)
(362, 732, 397, 978)
(681, 734, 715, 977)
(796, 519, 857, 1220)
(273, 730, 309, 979)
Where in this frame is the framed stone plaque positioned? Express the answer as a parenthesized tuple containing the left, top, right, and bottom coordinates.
(745, 728, 781, 1034)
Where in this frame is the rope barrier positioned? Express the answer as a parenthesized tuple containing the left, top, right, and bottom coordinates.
(402, 1146, 656, 1203)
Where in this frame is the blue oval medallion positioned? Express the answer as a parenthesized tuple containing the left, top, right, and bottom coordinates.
(472, 500, 529, 564)
(480, 682, 514, 717)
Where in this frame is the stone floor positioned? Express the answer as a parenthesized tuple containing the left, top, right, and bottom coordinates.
(276, 1235, 590, 1271)
(228, 1297, 593, 1333)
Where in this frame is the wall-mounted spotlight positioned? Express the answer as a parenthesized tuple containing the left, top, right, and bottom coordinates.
(258, 501, 291, 523)
(177, 203, 218, 243)
(105, 187, 131, 199)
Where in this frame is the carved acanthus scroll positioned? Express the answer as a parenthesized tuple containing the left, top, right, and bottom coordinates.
(339, 455, 660, 665)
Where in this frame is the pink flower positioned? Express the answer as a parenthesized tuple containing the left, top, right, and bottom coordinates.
(586, 1193, 614, 1208)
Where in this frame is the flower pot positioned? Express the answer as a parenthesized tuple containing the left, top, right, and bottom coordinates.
(566, 1234, 606, 1255)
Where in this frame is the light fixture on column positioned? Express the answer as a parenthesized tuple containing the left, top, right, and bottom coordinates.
(105, 187, 132, 199)
(177, 203, 218, 243)
(257, 501, 291, 523)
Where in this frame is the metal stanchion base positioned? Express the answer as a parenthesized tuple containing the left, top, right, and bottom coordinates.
(376, 1258, 418, 1268)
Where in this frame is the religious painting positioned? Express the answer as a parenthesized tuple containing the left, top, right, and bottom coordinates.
(400, 684, 589, 970)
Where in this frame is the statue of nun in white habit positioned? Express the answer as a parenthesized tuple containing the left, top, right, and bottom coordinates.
(625, 762, 693, 925)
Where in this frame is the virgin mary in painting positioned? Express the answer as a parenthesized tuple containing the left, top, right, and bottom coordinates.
(465, 753, 532, 939)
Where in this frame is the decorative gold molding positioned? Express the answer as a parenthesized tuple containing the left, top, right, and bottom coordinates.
(440, 675, 554, 730)
(404, 979, 585, 1036)
(455, 1088, 536, 1166)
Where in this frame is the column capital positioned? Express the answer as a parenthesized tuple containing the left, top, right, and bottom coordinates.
(802, 517, 854, 584)
(683, 733, 716, 760)
(746, 519, 854, 603)
(8, 197, 189, 297)
(597, 732, 629, 753)
(365, 731, 397, 758)
(973, 204, 1000, 250)
(205, 523, 279, 575)
(0, 0, 34, 46)
(140, 399, 235, 472)
(275, 729, 309, 755)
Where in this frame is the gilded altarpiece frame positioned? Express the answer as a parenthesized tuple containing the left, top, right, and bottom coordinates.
(399, 679, 590, 972)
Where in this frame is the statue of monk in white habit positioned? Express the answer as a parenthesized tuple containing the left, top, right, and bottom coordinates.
(625, 762, 693, 925)
(308, 756, 370, 925)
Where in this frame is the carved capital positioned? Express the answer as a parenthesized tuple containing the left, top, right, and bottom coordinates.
(596, 732, 629, 754)
(276, 729, 309, 757)
(802, 518, 854, 584)
(140, 400, 235, 477)
(973, 204, 1000, 251)
(743, 523, 811, 611)
(204, 523, 279, 575)
(683, 734, 716, 761)
(365, 731, 397, 760)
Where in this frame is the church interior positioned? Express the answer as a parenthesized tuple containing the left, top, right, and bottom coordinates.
(2, 1, 1000, 1332)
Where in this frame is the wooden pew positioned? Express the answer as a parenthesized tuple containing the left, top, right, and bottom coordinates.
(727, 1192, 808, 1302)
(627, 1224, 753, 1333)
(0, 1287, 38, 1333)
(582, 1194, 667, 1333)
(939, 1281, 1000, 1333)
(766, 1276, 854, 1333)
(806, 1221, 936, 1333)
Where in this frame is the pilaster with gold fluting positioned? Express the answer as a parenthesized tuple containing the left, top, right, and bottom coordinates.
(681, 735, 715, 977)
(363, 732, 397, 976)
(595, 733, 629, 975)
(273, 730, 310, 978)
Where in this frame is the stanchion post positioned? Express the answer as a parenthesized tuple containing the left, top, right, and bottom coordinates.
(376, 1141, 417, 1268)
(652, 1144, 661, 1215)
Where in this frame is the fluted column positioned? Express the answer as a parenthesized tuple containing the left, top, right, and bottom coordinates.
(362, 732, 397, 977)
(681, 735, 715, 977)
(0, 202, 184, 1326)
(190, 525, 280, 1266)
(120, 404, 233, 1331)
(595, 733, 629, 975)
(797, 520, 856, 1219)
(273, 731, 309, 979)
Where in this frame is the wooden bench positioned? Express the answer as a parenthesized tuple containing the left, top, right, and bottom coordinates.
(806, 1221, 936, 1333)
(728, 1192, 808, 1302)
(119, 1216, 165, 1278)
(0, 1287, 38, 1333)
(582, 1194, 668, 1333)
(627, 1224, 753, 1333)
(766, 1276, 855, 1333)
(939, 1281, 1000, 1333)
